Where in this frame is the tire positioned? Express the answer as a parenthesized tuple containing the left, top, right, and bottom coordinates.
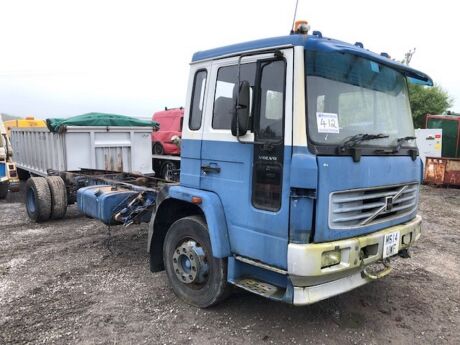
(25, 177, 52, 222)
(161, 161, 177, 181)
(163, 216, 230, 308)
(17, 168, 31, 181)
(46, 176, 67, 219)
(0, 182, 8, 199)
(153, 142, 164, 155)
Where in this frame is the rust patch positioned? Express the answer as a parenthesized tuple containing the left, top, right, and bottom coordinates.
(116, 151, 123, 172)
(445, 159, 460, 186)
(424, 156, 460, 187)
(424, 157, 446, 185)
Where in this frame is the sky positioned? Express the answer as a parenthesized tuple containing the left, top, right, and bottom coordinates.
(0, 0, 458, 119)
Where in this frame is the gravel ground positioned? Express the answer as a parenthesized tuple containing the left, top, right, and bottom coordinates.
(0, 184, 459, 345)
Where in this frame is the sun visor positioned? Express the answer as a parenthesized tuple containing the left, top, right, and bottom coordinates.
(306, 37, 434, 87)
(407, 76, 433, 86)
(336, 47, 433, 87)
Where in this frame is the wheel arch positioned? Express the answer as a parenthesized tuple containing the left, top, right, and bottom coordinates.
(148, 185, 231, 272)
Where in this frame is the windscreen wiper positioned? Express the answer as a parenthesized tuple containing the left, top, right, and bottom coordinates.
(396, 136, 417, 151)
(337, 133, 389, 163)
(338, 133, 389, 152)
(375, 136, 416, 153)
(374, 136, 418, 160)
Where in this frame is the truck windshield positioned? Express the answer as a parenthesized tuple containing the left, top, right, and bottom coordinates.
(306, 51, 415, 149)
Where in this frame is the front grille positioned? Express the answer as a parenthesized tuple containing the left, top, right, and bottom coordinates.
(329, 183, 419, 229)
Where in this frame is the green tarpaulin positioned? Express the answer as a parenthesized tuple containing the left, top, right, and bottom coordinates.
(46, 113, 159, 133)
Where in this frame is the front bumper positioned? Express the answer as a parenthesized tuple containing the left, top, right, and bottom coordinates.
(288, 215, 422, 305)
(162, 143, 180, 155)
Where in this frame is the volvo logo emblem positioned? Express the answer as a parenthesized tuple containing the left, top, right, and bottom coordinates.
(385, 196, 394, 211)
(360, 185, 408, 225)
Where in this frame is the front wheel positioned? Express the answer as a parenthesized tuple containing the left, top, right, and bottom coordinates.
(163, 216, 230, 308)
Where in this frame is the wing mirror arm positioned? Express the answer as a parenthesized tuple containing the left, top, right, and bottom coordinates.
(231, 54, 250, 141)
(231, 81, 250, 140)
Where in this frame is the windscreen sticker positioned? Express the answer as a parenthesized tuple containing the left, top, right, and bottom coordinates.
(316, 112, 339, 133)
(370, 61, 380, 73)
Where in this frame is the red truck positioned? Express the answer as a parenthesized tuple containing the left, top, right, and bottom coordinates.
(151, 107, 183, 180)
(151, 107, 184, 155)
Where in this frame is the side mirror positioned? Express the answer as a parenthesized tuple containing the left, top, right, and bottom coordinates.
(231, 80, 250, 137)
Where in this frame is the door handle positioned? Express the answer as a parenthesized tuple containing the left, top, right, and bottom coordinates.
(201, 163, 221, 174)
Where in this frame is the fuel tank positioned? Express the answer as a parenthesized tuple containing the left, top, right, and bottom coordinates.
(77, 185, 138, 225)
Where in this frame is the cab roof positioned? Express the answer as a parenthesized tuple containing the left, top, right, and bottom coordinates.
(192, 34, 432, 86)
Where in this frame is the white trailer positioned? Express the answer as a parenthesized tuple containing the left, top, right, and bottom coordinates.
(11, 126, 154, 177)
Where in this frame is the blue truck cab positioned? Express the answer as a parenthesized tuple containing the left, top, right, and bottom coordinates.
(147, 29, 432, 308)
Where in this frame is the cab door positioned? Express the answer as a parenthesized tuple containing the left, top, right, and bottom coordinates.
(199, 49, 293, 269)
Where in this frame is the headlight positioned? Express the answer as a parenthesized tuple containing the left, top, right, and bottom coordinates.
(321, 249, 341, 268)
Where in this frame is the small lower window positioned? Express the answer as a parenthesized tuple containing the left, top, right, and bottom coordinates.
(189, 70, 207, 130)
(252, 162, 282, 211)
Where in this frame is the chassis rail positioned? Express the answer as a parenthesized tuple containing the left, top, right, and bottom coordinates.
(48, 168, 174, 226)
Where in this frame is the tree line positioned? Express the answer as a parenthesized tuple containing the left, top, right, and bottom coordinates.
(408, 83, 453, 128)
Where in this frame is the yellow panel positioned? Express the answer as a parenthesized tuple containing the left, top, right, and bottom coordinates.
(3, 118, 46, 136)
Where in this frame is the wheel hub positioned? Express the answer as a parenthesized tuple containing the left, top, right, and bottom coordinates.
(172, 240, 208, 284)
(26, 188, 36, 213)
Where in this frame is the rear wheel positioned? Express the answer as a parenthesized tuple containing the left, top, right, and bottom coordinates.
(46, 176, 67, 219)
(163, 216, 230, 308)
(153, 142, 164, 155)
(0, 182, 8, 199)
(26, 177, 52, 222)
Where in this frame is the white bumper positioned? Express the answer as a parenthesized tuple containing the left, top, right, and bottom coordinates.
(293, 271, 369, 305)
(288, 215, 422, 305)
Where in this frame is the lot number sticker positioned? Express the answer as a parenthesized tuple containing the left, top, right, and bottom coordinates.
(316, 112, 339, 133)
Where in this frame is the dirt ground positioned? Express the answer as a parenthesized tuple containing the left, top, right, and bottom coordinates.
(0, 184, 459, 345)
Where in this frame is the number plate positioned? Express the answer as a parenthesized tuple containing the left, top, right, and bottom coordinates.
(383, 231, 400, 258)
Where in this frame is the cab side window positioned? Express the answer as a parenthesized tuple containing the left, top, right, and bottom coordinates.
(252, 59, 286, 211)
(189, 70, 207, 130)
(212, 63, 256, 130)
(255, 60, 286, 140)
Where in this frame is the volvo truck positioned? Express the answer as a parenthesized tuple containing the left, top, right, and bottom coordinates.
(24, 25, 431, 307)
